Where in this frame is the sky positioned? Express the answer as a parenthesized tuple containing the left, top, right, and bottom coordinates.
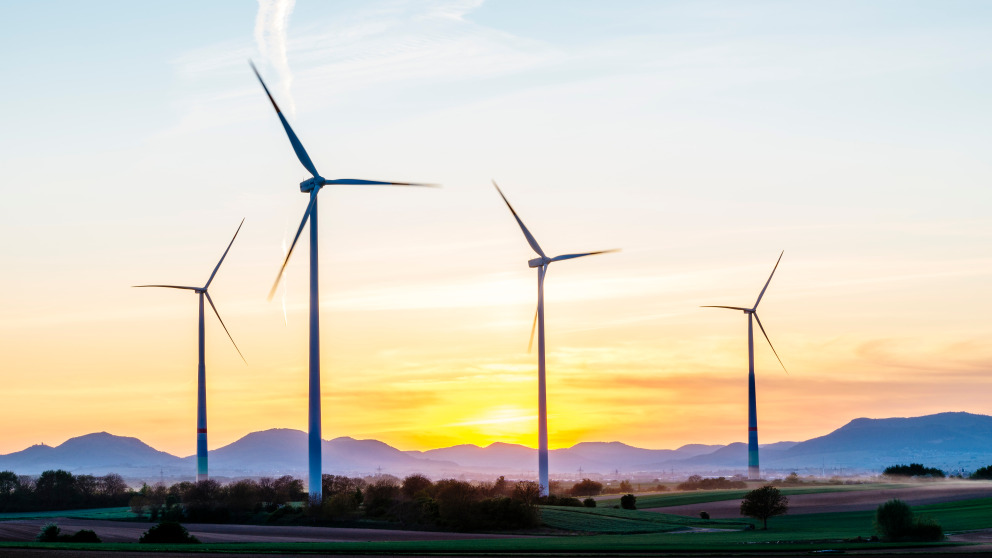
(1, 0, 991, 459)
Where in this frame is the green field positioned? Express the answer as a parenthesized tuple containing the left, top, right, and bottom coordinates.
(0, 507, 133, 521)
(540, 505, 750, 533)
(598, 483, 910, 509)
(0, 496, 988, 554)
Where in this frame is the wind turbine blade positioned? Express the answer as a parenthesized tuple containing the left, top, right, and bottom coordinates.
(753, 250, 784, 309)
(527, 304, 538, 353)
(205, 292, 247, 365)
(700, 305, 750, 311)
(204, 218, 245, 289)
(550, 249, 619, 263)
(249, 61, 320, 179)
(268, 191, 317, 301)
(753, 312, 788, 374)
(492, 181, 546, 258)
(133, 285, 200, 291)
(323, 179, 439, 187)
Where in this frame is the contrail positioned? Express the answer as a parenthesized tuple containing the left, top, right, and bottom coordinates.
(254, 0, 296, 115)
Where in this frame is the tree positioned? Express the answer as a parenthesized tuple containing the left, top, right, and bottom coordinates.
(511, 482, 541, 507)
(740, 485, 789, 529)
(0, 471, 19, 496)
(401, 474, 433, 500)
(34, 470, 76, 509)
(874, 499, 913, 540)
(874, 499, 944, 541)
(882, 463, 944, 478)
(620, 493, 636, 510)
(971, 465, 992, 480)
(569, 478, 603, 497)
(139, 521, 200, 544)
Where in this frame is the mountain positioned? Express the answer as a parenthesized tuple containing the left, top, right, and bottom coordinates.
(1, 412, 990, 480)
(0, 432, 181, 476)
(767, 412, 992, 472)
(182, 429, 461, 477)
(409, 442, 535, 472)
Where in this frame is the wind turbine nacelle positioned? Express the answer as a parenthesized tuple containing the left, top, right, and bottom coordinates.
(300, 178, 322, 193)
(528, 257, 548, 268)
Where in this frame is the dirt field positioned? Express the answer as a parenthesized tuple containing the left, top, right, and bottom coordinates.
(0, 517, 528, 543)
(645, 481, 992, 518)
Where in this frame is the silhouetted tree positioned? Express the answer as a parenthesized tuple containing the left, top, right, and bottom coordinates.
(740, 485, 789, 529)
(569, 478, 603, 497)
(0, 471, 18, 497)
(970, 465, 992, 480)
(511, 481, 541, 506)
(401, 474, 433, 500)
(883, 463, 944, 478)
(34, 470, 76, 509)
(620, 493, 636, 510)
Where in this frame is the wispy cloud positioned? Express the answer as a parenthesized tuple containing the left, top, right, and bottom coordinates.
(254, 0, 297, 115)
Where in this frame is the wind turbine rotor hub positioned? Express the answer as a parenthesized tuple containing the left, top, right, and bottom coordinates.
(528, 257, 549, 268)
(299, 177, 323, 193)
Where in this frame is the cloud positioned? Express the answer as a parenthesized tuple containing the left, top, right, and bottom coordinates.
(254, 0, 297, 115)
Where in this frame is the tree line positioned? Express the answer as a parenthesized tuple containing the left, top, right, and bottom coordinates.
(0, 470, 131, 512)
(129, 473, 544, 530)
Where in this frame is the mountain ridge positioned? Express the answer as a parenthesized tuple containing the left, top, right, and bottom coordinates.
(1, 412, 990, 479)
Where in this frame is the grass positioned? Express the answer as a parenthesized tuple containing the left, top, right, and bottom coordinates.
(539, 505, 749, 534)
(0, 494, 988, 554)
(0, 506, 133, 521)
(598, 483, 910, 509)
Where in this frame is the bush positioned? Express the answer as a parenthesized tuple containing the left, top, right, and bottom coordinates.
(36, 523, 60, 542)
(65, 529, 101, 543)
(569, 478, 603, 497)
(699, 511, 710, 519)
(875, 499, 914, 540)
(583, 498, 596, 508)
(677, 475, 747, 491)
(363, 478, 401, 518)
(139, 521, 200, 544)
(620, 494, 636, 510)
(36, 523, 101, 543)
(911, 516, 945, 541)
(874, 499, 944, 541)
(542, 494, 583, 507)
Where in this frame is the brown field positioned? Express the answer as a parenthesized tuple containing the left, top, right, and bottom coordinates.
(0, 517, 528, 543)
(645, 480, 992, 517)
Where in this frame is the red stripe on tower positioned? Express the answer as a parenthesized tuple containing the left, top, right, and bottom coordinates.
(197, 428, 207, 434)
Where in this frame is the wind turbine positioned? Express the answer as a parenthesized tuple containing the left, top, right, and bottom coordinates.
(493, 181, 617, 496)
(134, 219, 246, 482)
(702, 251, 788, 480)
(250, 62, 432, 502)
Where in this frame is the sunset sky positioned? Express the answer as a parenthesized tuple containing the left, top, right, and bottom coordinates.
(1, 0, 991, 459)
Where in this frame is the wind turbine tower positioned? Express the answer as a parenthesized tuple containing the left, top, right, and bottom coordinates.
(493, 182, 617, 496)
(135, 219, 246, 482)
(702, 251, 788, 480)
(251, 62, 432, 501)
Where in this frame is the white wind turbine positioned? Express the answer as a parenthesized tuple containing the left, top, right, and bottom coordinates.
(702, 251, 788, 480)
(493, 181, 617, 496)
(250, 62, 433, 502)
(134, 219, 246, 482)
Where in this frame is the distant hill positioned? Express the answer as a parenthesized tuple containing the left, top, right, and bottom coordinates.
(0, 432, 182, 476)
(1, 412, 990, 480)
(767, 412, 992, 472)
